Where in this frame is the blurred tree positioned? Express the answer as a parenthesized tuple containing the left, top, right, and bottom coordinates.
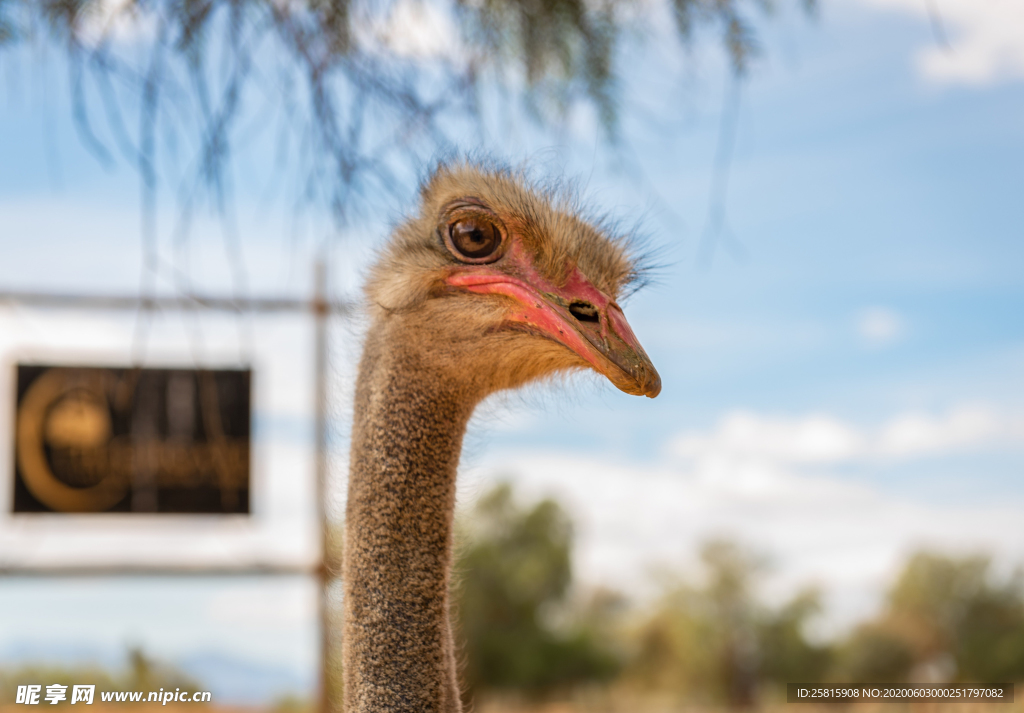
(836, 552, 1024, 683)
(627, 580, 722, 700)
(454, 482, 619, 700)
(0, 0, 814, 232)
(890, 552, 1024, 682)
(757, 588, 832, 688)
(835, 621, 917, 683)
(702, 539, 761, 706)
(626, 538, 830, 705)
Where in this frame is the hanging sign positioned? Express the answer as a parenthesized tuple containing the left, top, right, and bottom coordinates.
(12, 365, 251, 514)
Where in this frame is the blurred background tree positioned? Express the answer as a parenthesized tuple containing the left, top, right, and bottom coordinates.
(624, 538, 829, 706)
(453, 485, 840, 709)
(837, 552, 1024, 684)
(452, 484, 1024, 710)
(454, 482, 620, 702)
(756, 588, 831, 688)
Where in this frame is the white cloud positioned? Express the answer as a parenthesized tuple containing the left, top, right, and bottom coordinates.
(673, 411, 864, 464)
(857, 306, 904, 346)
(852, 0, 1024, 85)
(876, 404, 1003, 457)
(671, 404, 1020, 466)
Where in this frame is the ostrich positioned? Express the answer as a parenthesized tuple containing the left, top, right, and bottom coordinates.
(342, 161, 661, 713)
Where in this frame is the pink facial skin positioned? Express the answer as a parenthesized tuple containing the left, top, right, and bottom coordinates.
(445, 242, 661, 398)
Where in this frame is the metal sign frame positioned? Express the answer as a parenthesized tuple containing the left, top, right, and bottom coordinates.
(0, 264, 347, 712)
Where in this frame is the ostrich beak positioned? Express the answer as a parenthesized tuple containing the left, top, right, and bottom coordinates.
(446, 256, 662, 398)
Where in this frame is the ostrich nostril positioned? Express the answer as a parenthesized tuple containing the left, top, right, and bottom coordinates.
(568, 301, 600, 323)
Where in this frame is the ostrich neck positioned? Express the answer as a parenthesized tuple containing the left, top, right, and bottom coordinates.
(342, 331, 474, 713)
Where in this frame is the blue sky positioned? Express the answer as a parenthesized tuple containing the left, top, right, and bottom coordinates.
(0, 0, 1022, 701)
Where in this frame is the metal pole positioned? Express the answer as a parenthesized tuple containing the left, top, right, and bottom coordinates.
(0, 290, 351, 314)
(0, 564, 318, 576)
(313, 260, 333, 713)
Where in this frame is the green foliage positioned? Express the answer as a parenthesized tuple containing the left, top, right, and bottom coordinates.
(627, 547, 1024, 699)
(758, 588, 832, 686)
(455, 508, 835, 705)
(835, 622, 916, 682)
(455, 482, 620, 697)
(626, 539, 829, 704)
(627, 584, 724, 699)
(838, 552, 1024, 683)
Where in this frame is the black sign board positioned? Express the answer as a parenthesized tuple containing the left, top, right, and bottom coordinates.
(12, 365, 250, 514)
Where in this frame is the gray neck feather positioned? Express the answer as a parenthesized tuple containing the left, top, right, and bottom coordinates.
(342, 328, 475, 713)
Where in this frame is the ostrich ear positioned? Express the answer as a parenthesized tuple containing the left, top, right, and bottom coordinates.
(445, 243, 661, 398)
(366, 241, 446, 313)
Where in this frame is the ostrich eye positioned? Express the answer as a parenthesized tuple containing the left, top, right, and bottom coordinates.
(448, 217, 502, 260)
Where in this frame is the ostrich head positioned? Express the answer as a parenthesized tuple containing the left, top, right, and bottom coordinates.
(365, 161, 661, 400)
